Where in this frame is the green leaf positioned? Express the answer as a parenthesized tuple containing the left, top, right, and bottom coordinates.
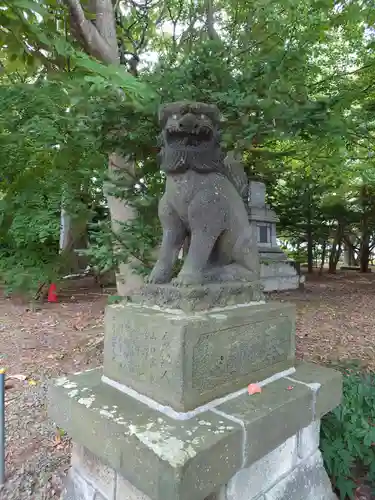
(11, 0, 47, 15)
(107, 295, 122, 305)
(336, 476, 355, 500)
(53, 37, 71, 57)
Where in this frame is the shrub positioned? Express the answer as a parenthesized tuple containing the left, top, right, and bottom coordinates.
(321, 365, 375, 499)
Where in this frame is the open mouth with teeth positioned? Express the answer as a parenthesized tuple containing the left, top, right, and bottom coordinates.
(166, 127, 213, 148)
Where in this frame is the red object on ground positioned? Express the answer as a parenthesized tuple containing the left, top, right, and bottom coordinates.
(247, 383, 262, 395)
(47, 283, 58, 303)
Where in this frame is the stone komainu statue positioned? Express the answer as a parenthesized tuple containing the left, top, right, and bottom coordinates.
(148, 101, 260, 286)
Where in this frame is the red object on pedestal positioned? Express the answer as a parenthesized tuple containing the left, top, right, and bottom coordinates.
(47, 283, 58, 303)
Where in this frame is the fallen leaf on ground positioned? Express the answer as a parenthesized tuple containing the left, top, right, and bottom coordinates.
(8, 374, 27, 382)
(56, 428, 66, 438)
(248, 383, 262, 395)
(53, 434, 61, 446)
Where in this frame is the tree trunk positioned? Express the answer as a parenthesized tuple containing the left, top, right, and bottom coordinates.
(328, 247, 339, 273)
(343, 243, 357, 266)
(105, 154, 143, 294)
(359, 224, 370, 273)
(205, 0, 221, 41)
(59, 202, 90, 274)
(59, 207, 80, 274)
(65, 0, 143, 295)
(319, 240, 327, 275)
(306, 219, 314, 273)
(328, 224, 344, 273)
(59, 205, 72, 253)
(303, 185, 314, 273)
(359, 185, 370, 273)
(360, 247, 370, 272)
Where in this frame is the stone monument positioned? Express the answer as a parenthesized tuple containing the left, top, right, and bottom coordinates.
(223, 151, 304, 292)
(48, 102, 342, 500)
(247, 180, 305, 292)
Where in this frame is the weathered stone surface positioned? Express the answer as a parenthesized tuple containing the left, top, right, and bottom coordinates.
(130, 281, 264, 312)
(48, 369, 243, 500)
(63, 428, 335, 500)
(116, 475, 151, 500)
(62, 468, 96, 500)
(216, 377, 313, 466)
(103, 301, 295, 411)
(94, 493, 107, 500)
(260, 261, 304, 292)
(297, 421, 320, 461)
(226, 435, 297, 499)
(286, 362, 343, 419)
(71, 443, 115, 499)
(62, 456, 152, 500)
(50, 361, 341, 500)
(262, 275, 301, 293)
(223, 448, 335, 500)
(264, 451, 336, 500)
(204, 491, 227, 500)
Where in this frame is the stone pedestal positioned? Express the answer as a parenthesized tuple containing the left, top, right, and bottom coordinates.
(48, 283, 341, 500)
(104, 288, 294, 412)
(62, 421, 336, 500)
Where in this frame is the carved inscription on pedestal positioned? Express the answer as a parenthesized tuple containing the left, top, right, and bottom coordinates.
(192, 315, 293, 391)
(109, 317, 175, 384)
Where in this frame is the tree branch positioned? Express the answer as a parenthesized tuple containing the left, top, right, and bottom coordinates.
(64, 0, 118, 64)
(91, 0, 118, 55)
(308, 62, 375, 91)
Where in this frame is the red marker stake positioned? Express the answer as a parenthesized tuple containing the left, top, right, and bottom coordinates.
(47, 283, 58, 303)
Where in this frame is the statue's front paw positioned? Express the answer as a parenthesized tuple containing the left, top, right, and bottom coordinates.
(173, 271, 203, 286)
(148, 265, 172, 284)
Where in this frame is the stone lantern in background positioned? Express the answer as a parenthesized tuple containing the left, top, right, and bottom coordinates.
(247, 180, 305, 291)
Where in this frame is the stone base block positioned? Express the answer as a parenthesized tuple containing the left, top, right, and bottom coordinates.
(222, 422, 336, 500)
(130, 281, 265, 312)
(260, 261, 305, 292)
(48, 362, 342, 500)
(62, 436, 335, 500)
(104, 300, 295, 412)
(262, 274, 302, 292)
(62, 444, 150, 500)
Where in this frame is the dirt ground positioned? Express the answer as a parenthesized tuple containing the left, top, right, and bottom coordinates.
(0, 271, 374, 499)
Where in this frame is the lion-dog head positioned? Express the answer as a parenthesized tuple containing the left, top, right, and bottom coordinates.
(158, 101, 224, 174)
